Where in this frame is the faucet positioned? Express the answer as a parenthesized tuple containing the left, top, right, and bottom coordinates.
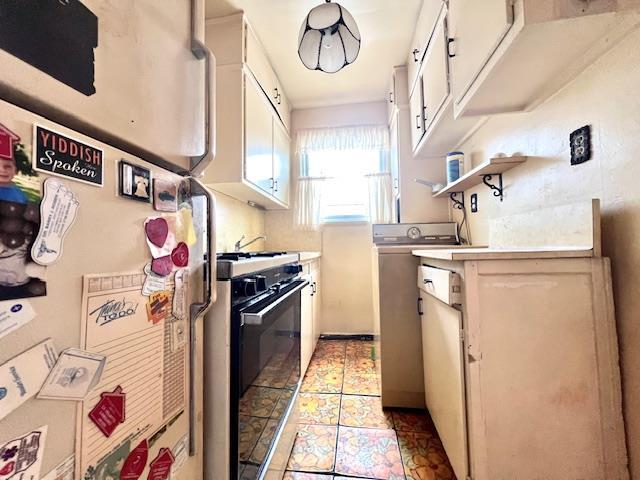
(234, 234, 267, 252)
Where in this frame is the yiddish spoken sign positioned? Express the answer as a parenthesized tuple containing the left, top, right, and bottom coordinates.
(33, 124, 104, 186)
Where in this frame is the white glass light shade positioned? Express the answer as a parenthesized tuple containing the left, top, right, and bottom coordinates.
(298, 1, 361, 73)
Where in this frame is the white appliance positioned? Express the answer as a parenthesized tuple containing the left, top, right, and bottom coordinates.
(0, 1, 215, 479)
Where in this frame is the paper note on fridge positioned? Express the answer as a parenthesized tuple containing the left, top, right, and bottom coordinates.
(38, 348, 106, 400)
(0, 339, 57, 421)
(0, 425, 48, 480)
(31, 178, 80, 266)
(0, 299, 36, 341)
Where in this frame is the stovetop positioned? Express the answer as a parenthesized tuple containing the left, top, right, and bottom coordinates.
(217, 251, 300, 279)
(217, 251, 289, 261)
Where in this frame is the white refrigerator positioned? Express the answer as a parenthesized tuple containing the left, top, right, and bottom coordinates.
(0, 1, 216, 479)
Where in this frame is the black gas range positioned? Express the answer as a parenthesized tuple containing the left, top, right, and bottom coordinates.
(215, 251, 307, 480)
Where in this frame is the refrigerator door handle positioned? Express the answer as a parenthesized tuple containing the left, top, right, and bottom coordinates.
(190, 0, 216, 177)
(188, 178, 217, 456)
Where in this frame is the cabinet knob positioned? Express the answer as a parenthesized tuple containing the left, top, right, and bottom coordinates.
(389, 92, 394, 103)
(415, 114, 422, 130)
(412, 48, 420, 62)
(417, 297, 424, 316)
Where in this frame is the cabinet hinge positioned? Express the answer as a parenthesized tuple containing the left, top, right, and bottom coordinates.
(460, 329, 465, 343)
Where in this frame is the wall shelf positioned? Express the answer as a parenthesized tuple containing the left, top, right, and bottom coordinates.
(433, 156, 527, 198)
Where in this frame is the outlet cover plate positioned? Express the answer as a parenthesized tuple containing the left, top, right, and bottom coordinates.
(570, 125, 592, 165)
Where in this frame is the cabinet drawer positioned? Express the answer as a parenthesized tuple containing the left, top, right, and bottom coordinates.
(418, 266, 462, 306)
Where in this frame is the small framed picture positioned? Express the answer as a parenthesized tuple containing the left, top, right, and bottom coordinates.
(119, 160, 151, 203)
(153, 178, 178, 212)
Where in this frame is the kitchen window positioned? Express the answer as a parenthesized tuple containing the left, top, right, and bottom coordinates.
(303, 149, 384, 223)
(294, 125, 393, 230)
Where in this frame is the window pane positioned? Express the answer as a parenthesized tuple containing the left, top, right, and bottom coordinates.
(304, 148, 380, 222)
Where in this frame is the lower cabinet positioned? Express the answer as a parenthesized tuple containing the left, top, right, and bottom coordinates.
(301, 282, 314, 377)
(301, 259, 322, 376)
(417, 257, 628, 480)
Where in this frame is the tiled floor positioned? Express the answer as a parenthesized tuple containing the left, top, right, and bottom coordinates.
(285, 339, 456, 480)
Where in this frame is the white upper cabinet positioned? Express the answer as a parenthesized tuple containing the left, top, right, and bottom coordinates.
(409, 79, 425, 152)
(421, 14, 450, 133)
(448, 0, 513, 109)
(407, 1, 447, 96)
(244, 75, 275, 195)
(449, 0, 638, 117)
(272, 119, 291, 206)
(204, 14, 291, 209)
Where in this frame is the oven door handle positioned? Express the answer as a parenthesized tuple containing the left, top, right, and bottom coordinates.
(241, 280, 309, 326)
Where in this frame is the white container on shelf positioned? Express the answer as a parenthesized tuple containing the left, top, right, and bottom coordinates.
(446, 151, 464, 184)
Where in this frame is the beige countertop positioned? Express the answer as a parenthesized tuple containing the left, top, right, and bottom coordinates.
(373, 244, 474, 254)
(412, 246, 594, 261)
(298, 251, 321, 262)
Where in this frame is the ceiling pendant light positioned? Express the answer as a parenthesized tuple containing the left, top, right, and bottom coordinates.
(297, 0, 361, 74)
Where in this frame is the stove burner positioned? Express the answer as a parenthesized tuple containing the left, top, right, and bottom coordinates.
(217, 251, 289, 261)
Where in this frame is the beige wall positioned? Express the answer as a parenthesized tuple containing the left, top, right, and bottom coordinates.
(213, 190, 266, 253)
(433, 27, 640, 476)
(265, 101, 388, 335)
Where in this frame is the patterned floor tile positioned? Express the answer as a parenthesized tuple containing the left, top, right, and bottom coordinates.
(287, 425, 338, 472)
(239, 415, 267, 461)
(340, 395, 394, 429)
(342, 373, 380, 396)
(283, 472, 334, 479)
(345, 357, 377, 375)
(249, 419, 279, 464)
(301, 370, 344, 394)
(335, 426, 405, 480)
(239, 386, 282, 418)
(299, 393, 341, 425)
(397, 430, 456, 480)
(391, 410, 436, 433)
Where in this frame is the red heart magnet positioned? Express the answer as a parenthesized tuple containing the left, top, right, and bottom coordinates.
(145, 218, 169, 248)
(171, 242, 189, 267)
(151, 256, 173, 277)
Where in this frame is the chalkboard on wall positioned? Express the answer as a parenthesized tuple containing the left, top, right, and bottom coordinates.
(0, 0, 98, 96)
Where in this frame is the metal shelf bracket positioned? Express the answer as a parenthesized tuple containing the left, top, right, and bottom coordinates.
(449, 192, 465, 210)
(482, 174, 503, 202)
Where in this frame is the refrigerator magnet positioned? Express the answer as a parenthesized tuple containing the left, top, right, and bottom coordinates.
(153, 178, 178, 212)
(170, 242, 189, 268)
(119, 160, 151, 203)
(33, 125, 104, 187)
(88, 385, 126, 437)
(0, 425, 48, 480)
(120, 439, 149, 480)
(147, 448, 175, 480)
(146, 291, 170, 324)
(37, 348, 106, 401)
(31, 178, 80, 266)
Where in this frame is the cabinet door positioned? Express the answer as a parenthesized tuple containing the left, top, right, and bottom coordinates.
(245, 75, 275, 194)
(449, 0, 514, 106)
(421, 13, 450, 132)
(272, 119, 291, 205)
(409, 81, 425, 152)
(389, 113, 400, 201)
(311, 264, 322, 349)
(301, 282, 314, 376)
(420, 292, 468, 480)
(245, 24, 278, 102)
(407, 1, 446, 92)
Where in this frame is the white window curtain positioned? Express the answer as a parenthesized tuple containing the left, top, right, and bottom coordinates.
(293, 125, 393, 230)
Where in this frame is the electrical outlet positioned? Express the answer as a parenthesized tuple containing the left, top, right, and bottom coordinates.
(570, 125, 592, 165)
(470, 193, 478, 213)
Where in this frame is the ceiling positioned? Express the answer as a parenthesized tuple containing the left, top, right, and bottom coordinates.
(205, 0, 422, 109)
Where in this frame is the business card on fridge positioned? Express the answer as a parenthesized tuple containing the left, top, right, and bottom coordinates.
(37, 348, 106, 401)
(0, 339, 57, 421)
(0, 300, 36, 341)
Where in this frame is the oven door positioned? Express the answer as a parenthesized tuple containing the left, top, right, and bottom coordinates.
(232, 279, 307, 479)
